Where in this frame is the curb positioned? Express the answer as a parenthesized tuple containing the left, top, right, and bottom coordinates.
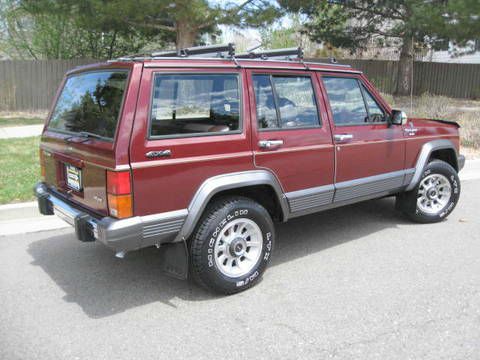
(0, 201, 70, 236)
(0, 201, 37, 210)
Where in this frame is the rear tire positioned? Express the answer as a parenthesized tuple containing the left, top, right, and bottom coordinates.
(397, 160, 460, 223)
(190, 196, 275, 294)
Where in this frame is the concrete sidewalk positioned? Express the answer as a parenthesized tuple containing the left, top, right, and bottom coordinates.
(0, 124, 43, 139)
(0, 202, 69, 236)
(1, 159, 479, 237)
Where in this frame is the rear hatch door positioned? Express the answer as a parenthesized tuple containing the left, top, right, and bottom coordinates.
(40, 65, 134, 217)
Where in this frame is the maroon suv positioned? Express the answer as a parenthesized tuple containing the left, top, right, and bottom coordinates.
(35, 45, 464, 294)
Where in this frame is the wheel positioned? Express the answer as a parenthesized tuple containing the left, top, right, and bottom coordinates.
(190, 196, 275, 294)
(397, 160, 460, 223)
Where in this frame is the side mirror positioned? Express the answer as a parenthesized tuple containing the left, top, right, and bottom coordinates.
(390, 109, 408, 126)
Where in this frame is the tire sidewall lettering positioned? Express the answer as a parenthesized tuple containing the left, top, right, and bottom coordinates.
(203, 204, 273, 289)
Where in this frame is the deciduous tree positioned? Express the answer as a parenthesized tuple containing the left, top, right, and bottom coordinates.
(278, 0, 480, 95)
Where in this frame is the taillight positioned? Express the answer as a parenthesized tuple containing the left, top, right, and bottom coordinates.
(106, 170, 133, 219)
(39, 149, 46, 180)
(107, 171, 131, 194)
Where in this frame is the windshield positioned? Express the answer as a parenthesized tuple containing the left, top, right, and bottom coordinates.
(48, 70, 129, 140)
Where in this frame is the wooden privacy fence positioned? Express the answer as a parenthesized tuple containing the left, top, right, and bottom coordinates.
(336, 59, 480, 99)
(0, 58, 479, 111)
(0, 59, 96, 112)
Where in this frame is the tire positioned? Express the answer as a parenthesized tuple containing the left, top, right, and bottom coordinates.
(190, 196, 275, 294)
(397, 160, 460, 223)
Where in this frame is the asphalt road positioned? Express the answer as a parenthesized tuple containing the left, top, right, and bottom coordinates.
(1, 180, 479, 360)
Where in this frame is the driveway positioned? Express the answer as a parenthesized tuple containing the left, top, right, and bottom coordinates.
(1, 180, 479, 360)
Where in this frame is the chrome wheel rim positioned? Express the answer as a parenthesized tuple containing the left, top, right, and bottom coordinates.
(417, 174, 452, 215)
(214, 218, 263, 278)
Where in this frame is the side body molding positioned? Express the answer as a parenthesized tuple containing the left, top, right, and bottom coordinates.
(406, 139, 458, 191)
(174, 170, 289, 242)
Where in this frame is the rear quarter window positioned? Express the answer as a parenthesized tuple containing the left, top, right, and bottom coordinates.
(48, 70, 129, 140)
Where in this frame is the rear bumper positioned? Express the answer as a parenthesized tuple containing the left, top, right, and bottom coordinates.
(34, 182, 187, 253)
(458, 154, 465, 171)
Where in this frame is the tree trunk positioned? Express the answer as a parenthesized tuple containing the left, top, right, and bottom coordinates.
(395, 36, 414, 95)
(107, 30, 117, 59)
(176, 20, 197, 50)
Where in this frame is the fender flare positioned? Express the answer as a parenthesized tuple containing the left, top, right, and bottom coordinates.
(405, 139, 458, 191)
(174, 170, 289, 242)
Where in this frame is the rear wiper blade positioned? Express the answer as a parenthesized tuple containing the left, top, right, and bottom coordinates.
(64, 131, 107, 142)
(78, 131, 106, 140)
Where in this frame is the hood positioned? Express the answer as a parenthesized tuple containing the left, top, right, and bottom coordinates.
(410, 118, 460, 128)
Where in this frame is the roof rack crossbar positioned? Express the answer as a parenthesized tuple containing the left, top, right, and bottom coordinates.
(150, 49, 178, 57)
(235, 47, 303, 60)
(152, 43, 235, 58)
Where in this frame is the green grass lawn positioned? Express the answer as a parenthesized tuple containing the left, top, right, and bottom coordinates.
(0, 136, 40, 204)
(0, 117, 44, 127)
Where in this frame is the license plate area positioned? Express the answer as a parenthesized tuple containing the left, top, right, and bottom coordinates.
(65, 164, 82, 192)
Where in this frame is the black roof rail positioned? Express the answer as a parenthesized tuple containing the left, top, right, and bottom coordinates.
(152, 43, 235, 58)
(235, 47, 303, 60)
(305, 58, 352, 68)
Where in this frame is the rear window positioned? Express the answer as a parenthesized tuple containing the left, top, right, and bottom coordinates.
(48, 70, 129, 140)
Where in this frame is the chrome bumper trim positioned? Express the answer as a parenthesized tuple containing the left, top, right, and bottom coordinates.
(34, 182, 187, 253)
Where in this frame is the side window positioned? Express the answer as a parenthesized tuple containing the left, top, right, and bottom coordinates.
(150, 74, 240, 137)
(322, 77, 386, 126)
(252, 74, 320, 130)
(322, 77, 368, 126)
(362, 85, 386, 122)
(252, 75, 279, 129)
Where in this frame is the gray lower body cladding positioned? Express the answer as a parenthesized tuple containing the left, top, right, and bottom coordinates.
(286, 169, 415, 217)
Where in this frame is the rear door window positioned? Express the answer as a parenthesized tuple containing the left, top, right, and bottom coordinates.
(48, 70, 129, 140)
(149, 74, 241, 137)
(253, 74, 320, 130)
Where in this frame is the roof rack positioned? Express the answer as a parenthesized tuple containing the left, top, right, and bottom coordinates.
(236, 47, 303, 60)
(111, 43, 352, 69)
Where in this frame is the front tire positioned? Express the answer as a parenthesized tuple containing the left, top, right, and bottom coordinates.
(190, 197, 275, 294)
(397, 160, 460, 223)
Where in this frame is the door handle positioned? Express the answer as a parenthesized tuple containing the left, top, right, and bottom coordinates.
(258, 140, 284, 149)
(145, 149, 172, 159)
(334, 134, 354, 142)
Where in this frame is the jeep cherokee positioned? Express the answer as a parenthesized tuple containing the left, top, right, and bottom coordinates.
(35, 44, 465, 294)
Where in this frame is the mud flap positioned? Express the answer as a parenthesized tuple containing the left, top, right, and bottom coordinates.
(159, 241, 189, 280)
(395, 191, 416, 213)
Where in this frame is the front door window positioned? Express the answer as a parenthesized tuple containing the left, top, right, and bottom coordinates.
(323, 77, 386, 126)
